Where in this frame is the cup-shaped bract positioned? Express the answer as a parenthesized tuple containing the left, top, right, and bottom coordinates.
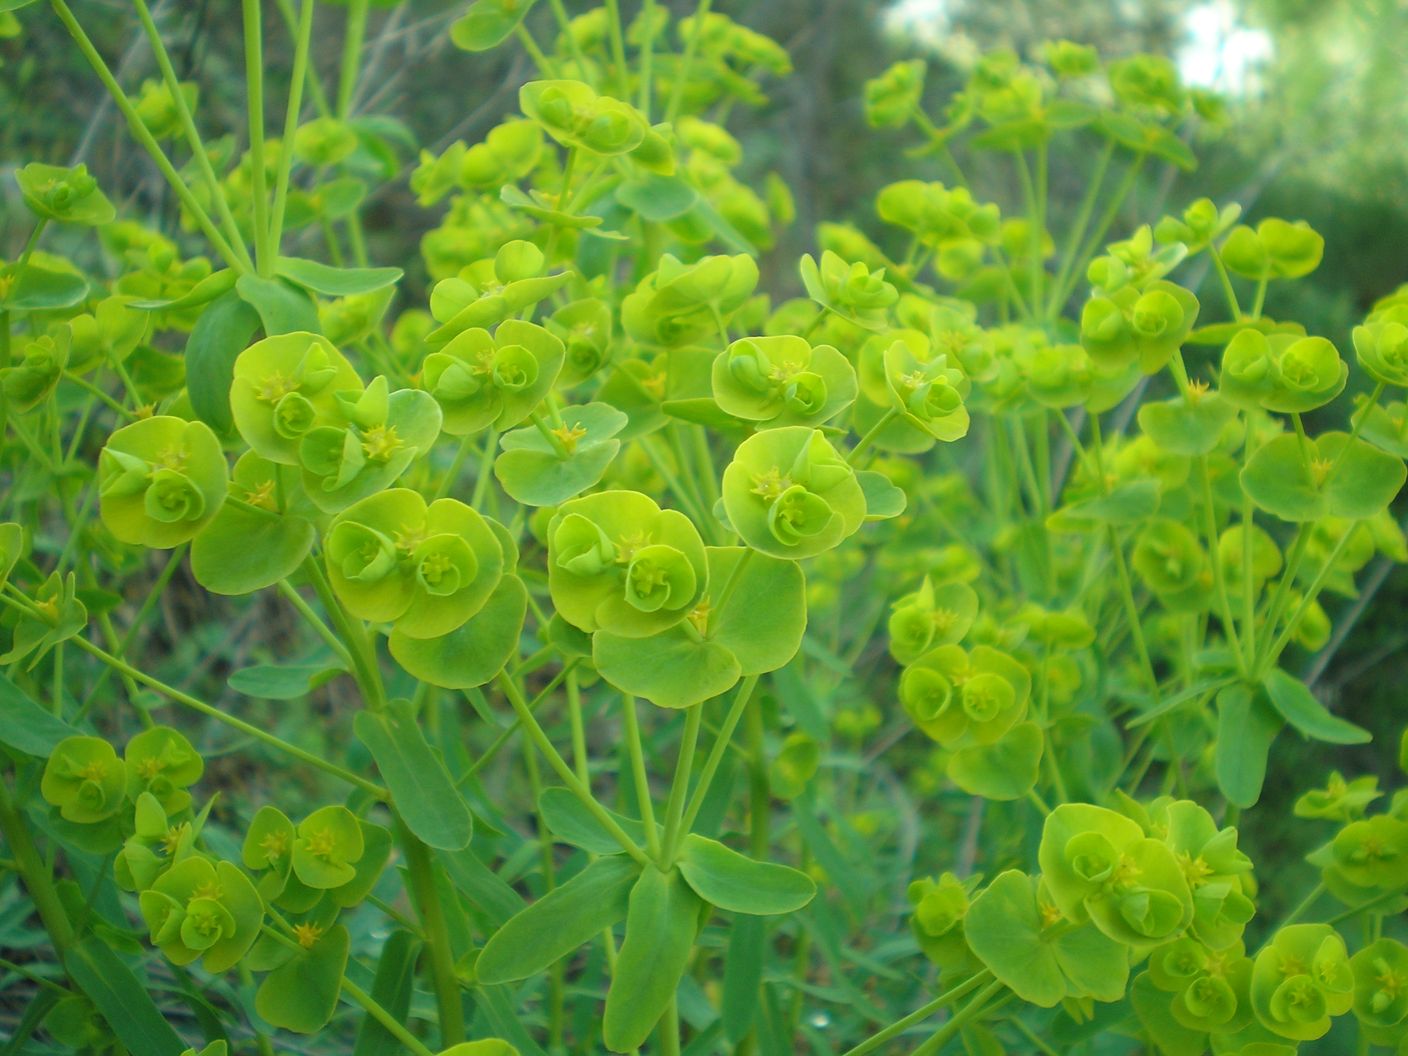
(1108, 53, 1186, 115)
(427, 243, 570, 345)
(230, 333, 364, 465)
(899, 644, 1030, 748)
(621, 253, 759, 347)
(137, 857, 263, 973)
(1147, 937, 1254, 1033)
(1353, 317, 1408, 389)
(547, 490, 708, 638)
(292, 805, 366, 890)
(800, 250, 899, 331)
(124, 726, 204, 816)
(519, 79, 649, 156)
(42, 736, 126, 824)
(1038, 803, 1194, 949)
(1080, 280, 1199, 375)
(1327, 815, 1408, 893)
(882, 339, 971, 441)
(1350, 938, 1408, 1029)
(1250, 925, 1353, 1041)
(297, 376, 444, 512)
(908, 872, 974, 972)
(721, 427, 866, 560)
(241, 805, 299, 903)
(1, 326, 68, 412)
(1152, 800, 1255, 949)
(422, 319, 565, 434)
(549, 298, 614, 385)
(1132, 518, 1210, 610)
(99, 416, 228, 548)
(864, 59, 925, 128)
(887, 578, 979, 665)
(15, 161, 116, 225)
(1220, 330, 1347, 414)
(326, 488, 505, 639)
(1222, 218, 1324, 281)
(712, 335, 857, 427)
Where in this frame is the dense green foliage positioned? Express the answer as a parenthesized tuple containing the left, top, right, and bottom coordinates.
(2, 2, 1408, 1055)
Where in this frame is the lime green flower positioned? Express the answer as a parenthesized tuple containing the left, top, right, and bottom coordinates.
(621, 253, 759, 348)
(1350, 938, 1408, 1029)
(547, 490, 707, 638)
(721, 427, 866, 560)
(422, 319, 565, 434)
(99, 416, 227, 549)
(711, 335, 857, 427)
(124, 726, 204, 816)
(1250, 925, 1353, 1041)
(137, 857, 263, 972)
(15, 161, 115, 225)
(230, 333, 364, 465)
(899, 644, 1030, 748)
(42, 736, 125, 824)
(326, 488, 505, 638)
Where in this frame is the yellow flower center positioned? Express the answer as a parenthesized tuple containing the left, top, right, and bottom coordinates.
(293, 922, 324, 949)
(361, 424, 402, 462)
(550, 422, 589, 454)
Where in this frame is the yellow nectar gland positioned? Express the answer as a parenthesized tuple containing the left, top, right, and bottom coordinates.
(640, 371, 667, 398)
(1186, 378, 1211, 403)
(768, 358, 805, 383)
(161, 824, 187, 856)
(1178, 851, 1214, 888)
(255, 371, 299, 404)
(134, 402, 157, 420)
(394, 525, 428, 555)
(136, 755, 164, 780)
(244, 478, 278, 510)
(687, 598, 712, 636)
(614, 530, 652, 566)
(194, 878, 224, 901)
(361, 424, 403, 462)
(1309, 457, 1333, 488)
(33, 594, 61, 623)
(155, 445, 189, 473)
(78, 759, 111, 783)
(1039, 901, 1064, 928)
(293, 922, 324, 949)
(550, 422, 589, 454)
(259, 829, 289, 862)
(305, 827, 337, 860)
(1111, 853, 1143, 888)
(750, 467, 791, 501)
(931, 608, 957, 633)
(1279, 954, 1307, 979)
(420, 551, 454, 587)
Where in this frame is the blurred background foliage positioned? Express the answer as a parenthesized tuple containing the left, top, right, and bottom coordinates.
(3, 0, 1406, 922)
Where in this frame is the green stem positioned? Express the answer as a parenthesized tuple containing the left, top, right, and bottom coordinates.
(269, 0, 316, 253)
(910, 980, 1007, 1056)
(666, 0, 713, 121)
(513, 23, 557, 77)
(242, 0, 273, 274)
(839, 973, 992, 1056)
(48, 0, 248, 272)
(131, 0, 255, 273)
(1210, 244, 1242, 320)
(1046, 139, 1112, 318)
(621, 695, 662, 859)
(1258, 524, 1357, 674)
(681, 676, 757, 833)
(398, 823, 466, 1046)
(848, 407, 899, 465)
(497, 673, 650, 866)
(275, 580, 356, 669)
(602, 0, 630, 99)
(341, 975, 438, 1056)
(336, 0, 370, 119)
(15, 218, 48, 276)
(0, 780, 75, 953)
(658, 704, 703, 864)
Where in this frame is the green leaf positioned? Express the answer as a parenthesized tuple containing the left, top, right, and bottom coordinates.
(537, 786, 651, 854)
(255, 923, 350, 1034)
(946, 721, 1043, 801)
(228, 661, 344, 699)
(185, 289, 262, 435)
(190, 506, 317, 597)
(676, 834, 816, 915)
(1215, 683, 1281, 808)
(129, 268, 237, 311)
(0, 669, 80, 755)
(616, 175, 699, 222)
(389, 574, 527, 689)
(275, 257, 403, 297)
(603, 867, 703, 1052)
(856, 469, 907, 519)
(1137, 393, 1237, 456)
(593, 626, 741, 710)
(477, 855, 640, 984)
(450, 0, 539, 50)
(1241, 432, 1406, 522)
(352, 930, 422, 1056)
(1, 264, 88, 311)
(1262, 667, 1371, 745)
(965, 870, 1128, 1008)
(354, 699, 475, 851)
(66, 936, 186, 1056)
(1047, 479, 1160, 532)
(235, 273, 321, 335)
(721, 914, 765, 1043)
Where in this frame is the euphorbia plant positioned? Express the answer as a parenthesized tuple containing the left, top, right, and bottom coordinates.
(1, 2, 1407, 1055)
